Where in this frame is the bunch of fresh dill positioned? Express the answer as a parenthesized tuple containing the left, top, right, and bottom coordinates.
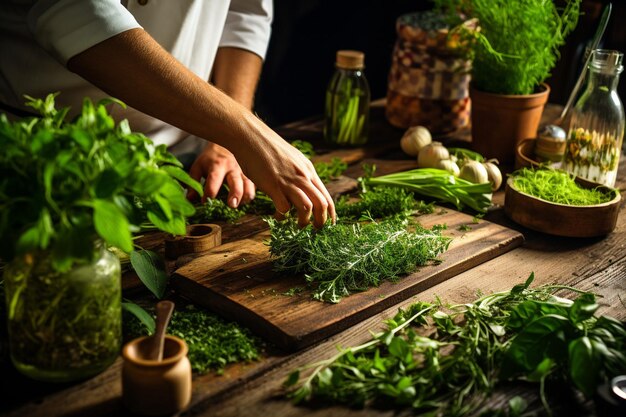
(267, 218, 451, 303)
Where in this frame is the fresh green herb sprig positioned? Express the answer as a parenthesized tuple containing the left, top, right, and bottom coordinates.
(0, 94, 202, 270)
(336, 187, 434, 221)
(367, 168, 492, 213)
(314, 157, 348, 183)
(124, 304, 262, 374)
(267, 218, 451, 303)
(511, 168, 615, 206)
(191, 198, 246, 223)
(285, 274, 626, 415)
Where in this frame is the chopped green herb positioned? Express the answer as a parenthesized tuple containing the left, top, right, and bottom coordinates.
(124, 304, 262, 374)
(457, 224, 472, 232)
(511, 168, 614, 205)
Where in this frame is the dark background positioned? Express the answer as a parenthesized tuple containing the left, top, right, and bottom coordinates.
(254, 0, 626, 128)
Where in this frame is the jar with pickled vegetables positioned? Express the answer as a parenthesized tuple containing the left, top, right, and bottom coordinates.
(324, 50, 370, 147)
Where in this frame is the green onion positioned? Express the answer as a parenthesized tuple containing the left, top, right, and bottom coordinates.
(367, 168, 492, 213)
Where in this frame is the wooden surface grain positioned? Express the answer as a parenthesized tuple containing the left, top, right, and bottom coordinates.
(2, 103, 625, 417)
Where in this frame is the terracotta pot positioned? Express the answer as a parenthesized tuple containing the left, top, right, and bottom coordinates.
(470, 84, 550, 166)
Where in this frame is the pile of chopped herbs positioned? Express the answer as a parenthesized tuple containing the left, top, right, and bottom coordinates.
(284, 274, 626, 415)
(511, 168, 615, 206)
(267, 218, 451, 303)
(124, 304, 262, 374)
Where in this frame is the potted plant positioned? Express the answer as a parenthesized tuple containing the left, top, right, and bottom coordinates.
(434, 0, 581, 165)
(0, 94, 202, 382)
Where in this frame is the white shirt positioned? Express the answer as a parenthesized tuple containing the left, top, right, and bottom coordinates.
(0, 0, 273, 149)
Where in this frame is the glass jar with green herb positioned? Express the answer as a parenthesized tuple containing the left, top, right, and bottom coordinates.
(4, 241, 121, 382)
(563, 50, 625, 187)
(324, 50, 370, 146)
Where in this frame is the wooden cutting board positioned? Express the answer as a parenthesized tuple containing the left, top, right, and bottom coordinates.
(171, 208, 524, 351)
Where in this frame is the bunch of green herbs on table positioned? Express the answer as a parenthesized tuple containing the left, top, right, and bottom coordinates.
(511, 167, 615, 206)
(267, 217, 451, 303)
(335, 186, 434, 221)
(366, 167, 492, 213)
(124, 304, 262, 374)
(285, 274, 626, 415)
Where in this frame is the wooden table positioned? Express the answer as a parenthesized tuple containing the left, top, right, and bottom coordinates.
(2, 103, 625, 417)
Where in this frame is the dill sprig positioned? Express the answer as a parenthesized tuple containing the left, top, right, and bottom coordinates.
(267, 218, 452, 303)
(511, 168, 614, 206)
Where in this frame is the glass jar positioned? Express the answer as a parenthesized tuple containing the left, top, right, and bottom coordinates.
(3, 241, 121, 382)
(562, 50, 625, 187)
(385, 12, 472, 134)
(324, 50, 370, 146)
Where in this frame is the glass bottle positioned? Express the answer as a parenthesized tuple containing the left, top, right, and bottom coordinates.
(3, 240, 121, 382)
(324, 50, 370, 146)
(562, 49, 625, 187)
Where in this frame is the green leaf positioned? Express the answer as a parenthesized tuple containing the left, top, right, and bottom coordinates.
(389, 337, 410, 360)
(568, 336, 598, 397)
(569, 294, 599, 324)
(147, 210, 186, 236)
(122, 301, 156, 334)
(501, 314, 571, 379)
(161, 165, 203, 197)
(95, 169, 123, 199)
(93, 199, 133, 252)
(130, 250, 169, 299)
(284, 370, 300, 387)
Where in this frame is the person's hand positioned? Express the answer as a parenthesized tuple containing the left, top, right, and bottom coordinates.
(231, 115, 336, 229)
(187, 142, 256, 207)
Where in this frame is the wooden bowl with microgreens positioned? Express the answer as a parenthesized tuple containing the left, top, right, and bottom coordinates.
(504, 168, 621, 238)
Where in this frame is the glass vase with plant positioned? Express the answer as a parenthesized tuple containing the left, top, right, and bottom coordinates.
(433, 0, 582, 164)
(0, 94, 202, 382)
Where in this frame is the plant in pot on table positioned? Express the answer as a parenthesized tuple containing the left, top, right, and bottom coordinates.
(0, 94, 202, 382)
(435, 0, 581, 165)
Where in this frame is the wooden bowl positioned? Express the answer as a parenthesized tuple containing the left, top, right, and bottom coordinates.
(504, 177, 621, 238)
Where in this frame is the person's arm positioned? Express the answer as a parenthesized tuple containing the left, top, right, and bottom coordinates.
(67, 28, 334, 227)
(187, 47, 264, 207)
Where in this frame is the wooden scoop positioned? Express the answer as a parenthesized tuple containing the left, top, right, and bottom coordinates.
(148, 300, 175, 361)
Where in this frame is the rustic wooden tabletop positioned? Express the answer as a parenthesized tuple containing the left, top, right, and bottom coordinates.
(2, 102, 625, 417)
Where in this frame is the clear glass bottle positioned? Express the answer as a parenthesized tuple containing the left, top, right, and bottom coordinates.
(562, 50, 625, 187)
(324, 50, 370, 146)
(4, 240, 121, 382)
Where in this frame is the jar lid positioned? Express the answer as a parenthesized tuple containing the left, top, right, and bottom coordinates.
(336, 50, 364, 69)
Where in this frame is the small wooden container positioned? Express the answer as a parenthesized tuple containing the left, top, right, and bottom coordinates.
(504, 177, 621, 238)
(122, 335, 192, 416)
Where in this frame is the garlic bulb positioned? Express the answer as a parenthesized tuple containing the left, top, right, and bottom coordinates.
(418, 142, 449, 168)
(482, 160, 502, 191)
(459, 160, 489, 184)
(400, 126, 432, 157)
(435, 159, 460, 176)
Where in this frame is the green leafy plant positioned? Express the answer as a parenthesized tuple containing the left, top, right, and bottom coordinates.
(285, 274, 626, 415)
(267, 217, 451, 303)
(336, 186, 434, 221)
(435, 0, 581, 95)
(0, 93, 202, 271)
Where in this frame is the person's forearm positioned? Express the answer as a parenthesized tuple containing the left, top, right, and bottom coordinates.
(66, 28, 258, 156)
(212, 47, 263, 110)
